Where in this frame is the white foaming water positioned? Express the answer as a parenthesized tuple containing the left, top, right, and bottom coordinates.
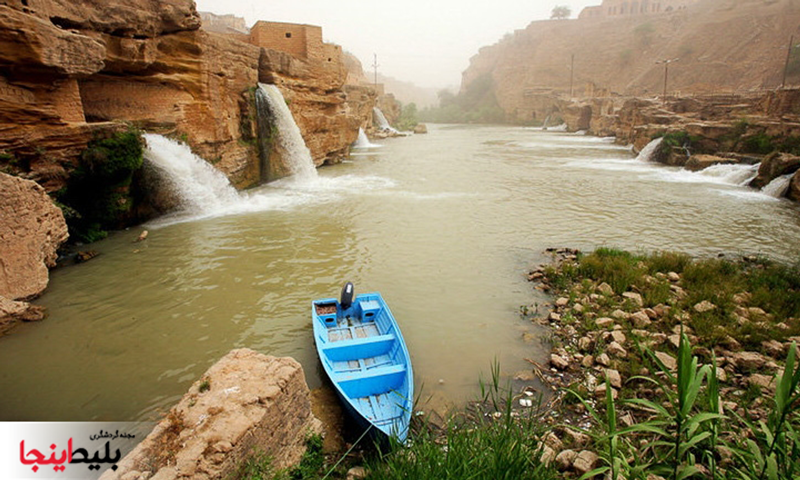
(143, 134, 241, 212)
(373, 107, 400, 134)
(762, 173, 794, 198)
(256, 84, 318, 180)
(143, 134, 395, 227)
(635, 137, 664, 162)
(352, 127, 382, 149)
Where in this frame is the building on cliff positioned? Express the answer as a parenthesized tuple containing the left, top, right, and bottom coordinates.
(250, 22, 342, 64)
(579, 0, 700, 19)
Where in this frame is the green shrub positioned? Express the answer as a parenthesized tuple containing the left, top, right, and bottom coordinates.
(60, 129, 144, 243)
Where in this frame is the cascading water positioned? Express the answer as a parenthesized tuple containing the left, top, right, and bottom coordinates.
(255, 83, 318, 181)
(373, 107, 399, 134)
(352, 127, 381, 148)
(762, 173, 794, 198)
(698, 163, 760, 186)
(635, 137, 664, 162)
(143, 134, 240, 215)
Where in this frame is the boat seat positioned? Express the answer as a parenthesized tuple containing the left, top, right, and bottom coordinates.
(336, 364, 407, 398)
(334, 363, 406, 382)
(322, 334, 395, 361)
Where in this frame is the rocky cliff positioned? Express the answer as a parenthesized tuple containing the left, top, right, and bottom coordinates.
(0, 1, 375, 193)
(0, 172, 68, 334)
(461, 0, 800, 124)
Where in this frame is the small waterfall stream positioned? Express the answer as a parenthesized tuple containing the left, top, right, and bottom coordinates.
(352, 127, 381, 148)
(636, 137, 664, 162)
(762, 173, 794, 198)
(373, 107, 399, 134)
(256, 83, 318, 181)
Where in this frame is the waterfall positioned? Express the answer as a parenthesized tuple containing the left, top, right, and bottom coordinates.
(352, 127, 381, 148)
(542, 115, 551, 129)
(635, 137, 664, 162)
(143, 134, 240, 215)
(373, 107, 399, 134)
(762, 173, 794, 198)
(698, 163, 760, 186)
(255, 83, 318, 181)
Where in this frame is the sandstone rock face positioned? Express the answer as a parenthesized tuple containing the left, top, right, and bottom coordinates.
(104, 349, 321, 480)
(1, 0, 374, 195)
(750, 152, 800, 189)
(0, 173, 68, 300)
(788, 171, 800, 202)
(463, 0, 800, 119)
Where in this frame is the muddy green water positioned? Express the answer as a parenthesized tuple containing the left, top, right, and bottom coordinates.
(2, 124, 800, 421)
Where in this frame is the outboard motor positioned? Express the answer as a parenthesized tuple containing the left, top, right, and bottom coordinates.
(340, 282, 355, 310)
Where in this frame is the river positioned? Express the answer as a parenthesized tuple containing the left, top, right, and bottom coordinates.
(2, 124, 799, 421)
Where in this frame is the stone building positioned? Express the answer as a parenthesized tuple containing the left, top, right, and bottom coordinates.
(249, 21, 342, 64)
(579, 0, 699, 19)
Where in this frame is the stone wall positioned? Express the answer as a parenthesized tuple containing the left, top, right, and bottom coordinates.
(103, 349, 322, 480)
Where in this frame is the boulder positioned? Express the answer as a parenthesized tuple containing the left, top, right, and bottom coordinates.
(788, 170, 800, 203)
(103, 349, 322, 480)
(750, 152, 800, 189)
(413, 123, 428, 134)
(572, 450, 600, 475)
(0, 296, 46, 335)
(0, 173, 68, 300)
(684, 154, 735, 172)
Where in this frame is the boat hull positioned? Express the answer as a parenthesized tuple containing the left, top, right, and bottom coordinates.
(312, 292, 413, 443)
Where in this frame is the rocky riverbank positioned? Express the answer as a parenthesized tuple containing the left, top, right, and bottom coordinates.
(521, 247, 800, 477)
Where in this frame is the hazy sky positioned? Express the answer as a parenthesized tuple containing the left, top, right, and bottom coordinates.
(194, 0, 599, 89)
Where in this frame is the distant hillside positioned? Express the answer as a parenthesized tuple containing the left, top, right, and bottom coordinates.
(377, 74, 440, 109)
(461, 0, 800, 123)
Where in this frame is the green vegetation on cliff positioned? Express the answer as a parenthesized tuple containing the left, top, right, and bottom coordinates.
(58, 129, 144, 243)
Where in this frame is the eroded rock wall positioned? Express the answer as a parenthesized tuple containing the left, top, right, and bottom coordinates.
(0, 172, 68, 333)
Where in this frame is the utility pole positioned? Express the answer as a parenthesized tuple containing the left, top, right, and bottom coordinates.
(656, 58, 678, 100)
(372, 53, 379, 88)
(782, 35, 795, 89)
(569, 54, 575, 98)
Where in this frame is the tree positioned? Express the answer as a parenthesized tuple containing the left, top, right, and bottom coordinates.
(551, 5, 571, 19)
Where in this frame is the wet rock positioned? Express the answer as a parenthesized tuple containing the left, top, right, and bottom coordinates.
(135, 230, 149, 242)
(76, 250, 99, 263)
(750, 152, 800, 189)
(572, 450, 600, 475)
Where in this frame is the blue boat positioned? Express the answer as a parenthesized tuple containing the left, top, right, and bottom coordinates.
(312, 284, 414, 443)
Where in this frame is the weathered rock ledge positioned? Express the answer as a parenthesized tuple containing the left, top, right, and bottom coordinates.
(103, 349, 321, 480)
(0, 172, 68, 334)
